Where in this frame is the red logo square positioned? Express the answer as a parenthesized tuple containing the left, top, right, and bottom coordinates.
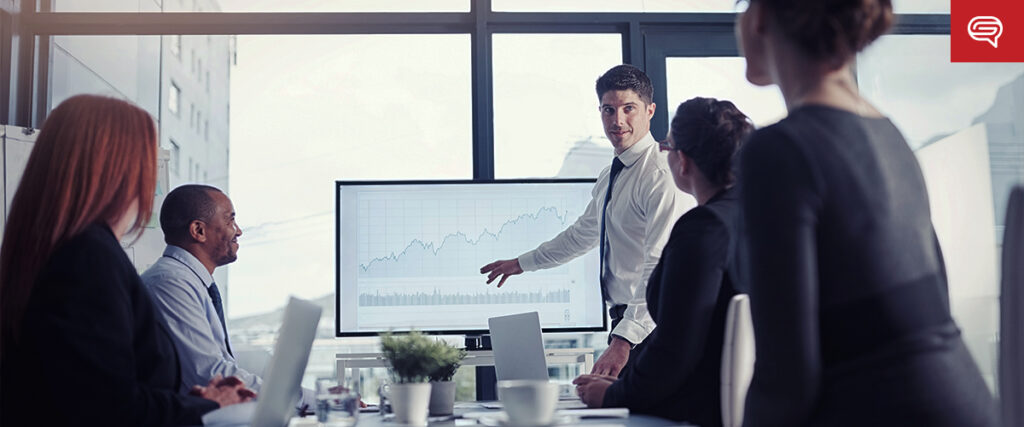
(951, 0, 1024, 62)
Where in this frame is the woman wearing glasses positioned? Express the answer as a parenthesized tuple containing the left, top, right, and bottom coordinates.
(573, 97, 753, 427)
(734, 0, 996, 425)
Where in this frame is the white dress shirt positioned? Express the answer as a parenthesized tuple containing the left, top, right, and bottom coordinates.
(518, 133, 693, 344)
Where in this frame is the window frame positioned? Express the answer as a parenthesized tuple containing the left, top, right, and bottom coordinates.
(3, 1, 953, 180)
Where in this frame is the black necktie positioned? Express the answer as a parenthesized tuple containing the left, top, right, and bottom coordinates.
(600, 157, 626, 299)
(207, 283, 233, 357)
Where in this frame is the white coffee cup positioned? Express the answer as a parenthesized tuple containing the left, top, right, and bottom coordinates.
(497, 380, 559, 426)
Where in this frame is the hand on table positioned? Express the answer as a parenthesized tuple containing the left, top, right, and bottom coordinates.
(572, 374, 615, 408)
(480, 258, 524, 288)
(189, 375, 257, 407)
(590, 336, 631, 377)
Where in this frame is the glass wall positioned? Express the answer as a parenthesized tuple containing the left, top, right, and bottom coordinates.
(23, 0, 1019, 403)
(47, 31, 474, 391)
(492, 33, 621, 178)
(228, 34, 473, 387)
(50, 35, 161, 118)
(664, 57, 785, 128)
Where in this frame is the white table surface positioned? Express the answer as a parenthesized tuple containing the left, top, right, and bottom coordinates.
(286, 404, 690, 427)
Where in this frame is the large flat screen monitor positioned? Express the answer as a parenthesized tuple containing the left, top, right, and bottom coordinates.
(336, 179, 606, 336)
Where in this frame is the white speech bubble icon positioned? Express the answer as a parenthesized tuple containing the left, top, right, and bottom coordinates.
(969, 16, 1003, 48)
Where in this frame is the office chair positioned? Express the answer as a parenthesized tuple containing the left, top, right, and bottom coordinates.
(721, 294, 755, 427)
(1001, 185, 1024, 426)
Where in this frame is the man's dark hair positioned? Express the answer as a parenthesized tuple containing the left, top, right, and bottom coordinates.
(160, 184, 222, 245)
(595, 64, 654, 105)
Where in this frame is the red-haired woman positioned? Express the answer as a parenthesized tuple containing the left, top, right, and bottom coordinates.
(0, 95, 252, 426)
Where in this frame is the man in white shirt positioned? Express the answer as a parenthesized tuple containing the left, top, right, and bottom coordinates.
(480, 64, 690, 377)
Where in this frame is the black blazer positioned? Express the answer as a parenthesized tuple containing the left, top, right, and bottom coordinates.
(1, 224, 219, 426)
(602, 188, 738, 427)
(738, 105, 996, 426)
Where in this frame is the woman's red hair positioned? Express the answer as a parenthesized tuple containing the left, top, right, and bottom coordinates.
(0, 94, 157, 353)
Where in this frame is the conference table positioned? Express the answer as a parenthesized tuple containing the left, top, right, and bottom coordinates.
(287, 405, 689, 427)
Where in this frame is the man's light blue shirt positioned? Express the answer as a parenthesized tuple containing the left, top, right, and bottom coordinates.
(142, 245, 263, 393)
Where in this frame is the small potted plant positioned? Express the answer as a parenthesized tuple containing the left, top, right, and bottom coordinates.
(380, 331, 443, 426)
(428, 343, 466, 416)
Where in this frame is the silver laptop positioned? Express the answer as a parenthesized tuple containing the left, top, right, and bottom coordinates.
(202, 296, 322, 427)
(487, 312, 587, 409)
(488, 311, 549, 382)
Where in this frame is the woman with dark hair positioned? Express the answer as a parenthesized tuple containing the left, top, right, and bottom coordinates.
(0, 95, 253, 426)
(735, 0, 997, 425)
(573, 97, 753, 426)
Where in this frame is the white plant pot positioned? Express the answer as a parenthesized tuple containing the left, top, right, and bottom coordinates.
(428, 381, 457, 416)
(390, 382, 431, 426)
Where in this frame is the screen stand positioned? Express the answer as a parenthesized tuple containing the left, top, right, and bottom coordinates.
(464, 334, 491, 351)
(465, 334, 497, 400)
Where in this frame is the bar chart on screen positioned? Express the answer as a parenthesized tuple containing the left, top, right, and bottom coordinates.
(336, 181, 605, 335)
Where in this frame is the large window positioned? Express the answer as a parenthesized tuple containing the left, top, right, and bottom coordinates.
(492, 34, 621, 178)
(228, 34, 473, 319)
(665, 57, 785, 127)
(15, 0, 1015, 403)
(50, 35, 161, 118)
(226, 34, 472, 388)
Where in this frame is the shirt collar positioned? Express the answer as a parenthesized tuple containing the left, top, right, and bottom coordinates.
(615, 132, 656, 168)
(163, 245, 215, 288)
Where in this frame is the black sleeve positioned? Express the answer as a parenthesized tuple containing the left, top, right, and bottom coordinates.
(603, 210, 728, 409)
(738, 128, 825, 426)
(23, 240, 218, 426)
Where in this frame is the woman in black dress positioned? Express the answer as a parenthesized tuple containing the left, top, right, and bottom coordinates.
(0, 95, 254, 426)
(735, 1, 997, 425)
(573, 97, 753, 426)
